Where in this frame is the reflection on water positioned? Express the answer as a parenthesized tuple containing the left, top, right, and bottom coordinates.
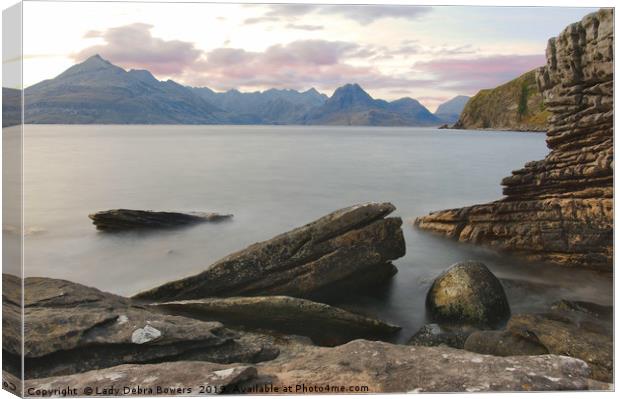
(21, 125, 612, 342)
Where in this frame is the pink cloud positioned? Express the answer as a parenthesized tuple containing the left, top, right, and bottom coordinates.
(185, 40, 433, 92)
(414, 54, 545, 92)
(74, 23, 202, 75)
(69, 23, 544, 101)
(247, 4, 432, 25)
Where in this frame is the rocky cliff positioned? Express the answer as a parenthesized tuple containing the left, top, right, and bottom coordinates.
(454, 69, 549, 131)
(416, 9, 613, 271)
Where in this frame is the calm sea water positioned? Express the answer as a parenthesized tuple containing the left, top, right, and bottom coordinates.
(18, 125, 612, 342)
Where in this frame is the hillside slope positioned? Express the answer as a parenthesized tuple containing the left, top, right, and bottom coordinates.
(454, 69, 549, 131)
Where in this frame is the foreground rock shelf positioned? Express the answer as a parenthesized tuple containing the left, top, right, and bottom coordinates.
(150, 296, 400, 346)
(2, 274, 278, 380)
(10, 340, 610, 395)
(465, 299, 613, 382)
(89, 209, 232, 231)
(134, 202, 406, 301)
(415, 9, 613, 271)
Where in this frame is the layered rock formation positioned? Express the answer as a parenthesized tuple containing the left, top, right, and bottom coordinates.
(134, 202, 405, 301)
(453, 69, 549, 131)
(416, 9, 613, 271)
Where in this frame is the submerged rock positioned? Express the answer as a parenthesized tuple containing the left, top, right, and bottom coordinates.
(426, 261, 511, 328)
(133, 202, 405, 302)
(415, 9, 614, 271)
(245, 339, 608, 392)
(150, 296, 400, 346)
(88, 209, 232, 231)
(2, 274, 277, 379)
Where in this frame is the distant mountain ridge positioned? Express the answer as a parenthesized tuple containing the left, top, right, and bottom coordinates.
(191, 86, 327, 124)
(303, 83, 441, 126)
(2, 87, 21, 127)
(18, 55, 455, 126)
(434, 95, 470, 124)
(24, 55, 229, 124)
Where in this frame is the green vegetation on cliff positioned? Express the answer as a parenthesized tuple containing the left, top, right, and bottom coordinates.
(454, 69, 549, 131)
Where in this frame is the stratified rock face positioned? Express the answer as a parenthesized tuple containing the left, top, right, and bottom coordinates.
(150, 296, 400, 346)
(416, 9, 613, 271)
(1, 274, 278, 379)
(425, 262, 511, 328)
(88, 209, 232, 231)
(454, 69, 549, 131)
(133, 202, 406, 302)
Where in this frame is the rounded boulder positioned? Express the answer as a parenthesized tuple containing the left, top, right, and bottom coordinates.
(426, 261, 510, 328)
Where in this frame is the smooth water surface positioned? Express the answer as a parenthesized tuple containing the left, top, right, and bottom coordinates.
(19, 125, 613, 342)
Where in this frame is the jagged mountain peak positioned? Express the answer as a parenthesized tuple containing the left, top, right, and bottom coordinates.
(328, 83, 375, 109)
(55, 54, 123, 81)
(75, 54, 117, 70)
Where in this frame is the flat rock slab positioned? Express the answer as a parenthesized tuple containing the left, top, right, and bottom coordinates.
(22, 362, 257, 396)
(15, 338, 610, 395)
(463, 299, 613, 383)
(2, 274, 278, 380)
(507, 309, 613, 382)
(150, 296, 400, 346)
(248, 339, 609, 392)
(89, 209, 232, 231)
(134, 202, 405, 302)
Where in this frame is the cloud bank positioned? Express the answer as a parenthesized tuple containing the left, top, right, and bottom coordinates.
(248, 4, 433, 25)
(76, 23, 201, 75)
(74, 22, 545, 100)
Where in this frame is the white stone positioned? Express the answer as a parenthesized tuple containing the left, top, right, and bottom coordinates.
(131, 325, 162, 344)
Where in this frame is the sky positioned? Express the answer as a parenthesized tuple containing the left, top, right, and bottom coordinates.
(17, 1, 598, 111)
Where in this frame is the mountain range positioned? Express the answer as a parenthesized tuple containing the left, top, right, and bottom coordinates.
(2, 88, 21, 127)
(12, 55, 467, 126)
